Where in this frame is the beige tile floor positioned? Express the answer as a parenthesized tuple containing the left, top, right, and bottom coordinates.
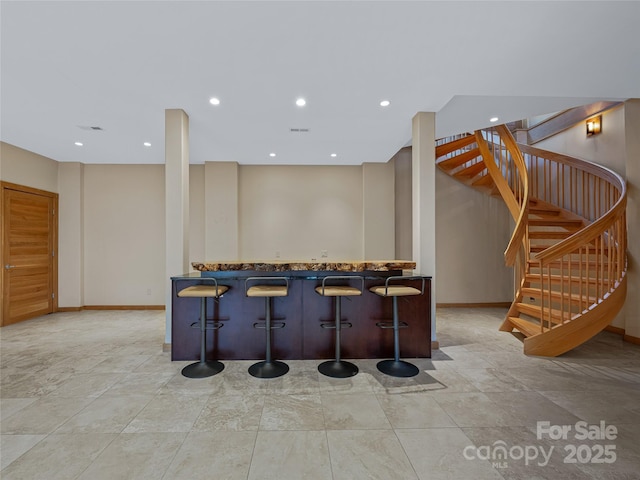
(1, 307, 640, 479)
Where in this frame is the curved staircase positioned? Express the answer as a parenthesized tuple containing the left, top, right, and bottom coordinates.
(435, 125, 627, 356)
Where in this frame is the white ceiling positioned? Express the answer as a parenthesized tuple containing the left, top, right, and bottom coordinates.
(2, 1, 639, 166)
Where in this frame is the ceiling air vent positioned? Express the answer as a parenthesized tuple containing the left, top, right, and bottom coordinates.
(77, 125, 104, 131)
(290, 128, 310, 133)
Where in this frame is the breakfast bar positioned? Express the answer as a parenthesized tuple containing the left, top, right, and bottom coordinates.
(171, 261, 431, 361)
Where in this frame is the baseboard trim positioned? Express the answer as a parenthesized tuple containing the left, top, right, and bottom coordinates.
(163, 343, 171, 353)
(431, 341, 440, 350)
(605, 325, 626, 335)
(84, 305, 165, 310)
(436, 302, 511, 308)
(58, 305, 165, 311)
(603, 325, 640, 346)
(623, 334, 640, 346)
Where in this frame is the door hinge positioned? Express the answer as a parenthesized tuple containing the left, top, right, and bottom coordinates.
(52, 209, 55, 215)
(52, 250, 55, 257)
(52, 293, 55, 299)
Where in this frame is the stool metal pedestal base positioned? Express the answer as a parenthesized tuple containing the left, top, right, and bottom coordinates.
(182, 360, 225, 379)
(376, 359, 419, 378)
(318, 360, 358, 378)
(248, 360, 289, 379)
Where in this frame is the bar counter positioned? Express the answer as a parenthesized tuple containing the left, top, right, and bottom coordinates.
(171, 261, 431, 361)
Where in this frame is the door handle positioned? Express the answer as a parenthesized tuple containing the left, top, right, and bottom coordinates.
(4, 265, 16, 270)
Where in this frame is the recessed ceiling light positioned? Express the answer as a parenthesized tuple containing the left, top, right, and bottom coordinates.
(330, 153, 337, 157)
(209, 97, 220, 105)
(143, 142, 151, 147)
(490, 117, 499, 122)
(296, 98, 306, 107)
(380, 100, 390, 107)
(269, 153, 276, 157)
(74, 142, 83, 146)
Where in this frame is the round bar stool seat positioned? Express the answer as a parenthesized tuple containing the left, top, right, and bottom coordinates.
(370, 276, 425, 378)
(246, 277, 290, 379)
(177, 282, 229, 378)
(315, 276, 363, 378)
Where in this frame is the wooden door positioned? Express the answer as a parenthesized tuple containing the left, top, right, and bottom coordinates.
(1, 182, 58, 326)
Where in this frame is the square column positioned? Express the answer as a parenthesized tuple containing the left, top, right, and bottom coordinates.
(412, 112, 437, 344)
(165, 109, 190, 345)
(624, 100, 640, 340)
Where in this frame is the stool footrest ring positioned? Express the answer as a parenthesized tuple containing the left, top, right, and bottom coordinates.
(320, 322, 352, 329)
(253, 322, 285, 329)
(376, 321, 408, 329)
(190, 321, 224, 330)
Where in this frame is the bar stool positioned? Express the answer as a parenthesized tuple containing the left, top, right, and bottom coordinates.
(177, 278, 229, 378)
(245, 276, 289, 379)
(370, 275, 426, 378)
(315, 275, 364, 378)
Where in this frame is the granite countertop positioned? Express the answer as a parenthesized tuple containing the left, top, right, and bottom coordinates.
(192, 260, 416, 272)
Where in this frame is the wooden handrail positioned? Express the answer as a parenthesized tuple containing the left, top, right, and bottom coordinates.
(519, 144, 627, 266)
(535, 195, 626, 265)
(475, 126, 529, 267)
(435, 125, 627, 354)
(496, 125, 529, 266)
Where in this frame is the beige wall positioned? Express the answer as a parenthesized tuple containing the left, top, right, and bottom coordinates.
(394, 145, 513, 304)
(205, 162, 239, 260)
(535, 106, 626, 177)
(0, 142, 59, 193)
(238, 165, 365, 261)
(58, 163, 84, 307)
(189, 164, 205, 267)
(393, 149, 413, 260)
(363, 162, 395, 259)
(534, 102, 637, 334)
(82, 165, 166, 306)
(435, 170, 513, 303)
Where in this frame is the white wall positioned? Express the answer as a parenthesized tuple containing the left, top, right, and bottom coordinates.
(82, 165, 166, 305)
(238, 165, 364, 261)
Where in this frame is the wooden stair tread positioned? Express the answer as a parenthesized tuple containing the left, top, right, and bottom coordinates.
(528, 259, 612, 269)
(515, 302, 566, 324)
(529, 231, 576, 239)
(530, 245, 601, 254)
(435, 135, 476, 157)
(437, 148, 481, 171)
(525, 273, 600, 285)
(528, 218, 584, 227)
(507, 316, 546, 337)
(472, 173, 494, 187)
(530, 207, 561, 216)
(521, 287, 597, 305)
(454, 160, 486, 179)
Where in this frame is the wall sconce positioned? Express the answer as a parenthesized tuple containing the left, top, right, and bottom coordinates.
(586, 115, 602, 137)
